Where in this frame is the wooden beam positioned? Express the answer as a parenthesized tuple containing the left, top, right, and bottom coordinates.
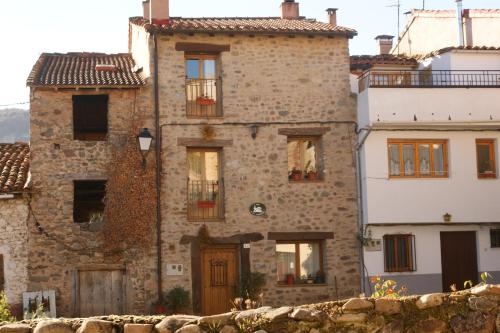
(268, 232, 334, 241)
(177, 138, 233, 147)
(278, 127, 331, 136)
(175, 42, 231, 53)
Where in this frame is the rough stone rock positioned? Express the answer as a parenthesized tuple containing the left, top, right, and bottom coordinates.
(496, 314, 499, 333)
(219, 326, 238, 333)
(471, 284, 500, 296)
(34, 320, 74, 333)
(0, 324, 31, 333)
(334, 313, 367, 323)
(123, 324, 153, 333)
(289, 308, 323, 322)
(197, 312, 234, 326)
(342, 298, 374, 312)
(380, 321, 403, 333)
(252, 331, 267, 333)
(77, 319, 115, 333)
(375, 298, 402, 315)
(235, 307, 272, 322)
(309, 329, 320, 333)
(450, 311, 496, 333)
(174, 325, 203, 333)
(468, 296, 497, 312)
(156, 316, 200, 333)
(263, 307, 293, 322)
(415, 293, 444, 309)
(414, 319, 447, 333)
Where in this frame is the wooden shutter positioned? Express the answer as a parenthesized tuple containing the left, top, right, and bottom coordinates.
(0, 255, 4, 291)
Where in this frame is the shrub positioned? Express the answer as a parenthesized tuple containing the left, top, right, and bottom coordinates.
(165, 287, 190, 314)
(370, 276, 407, 299)
(0, 292, 14, 322)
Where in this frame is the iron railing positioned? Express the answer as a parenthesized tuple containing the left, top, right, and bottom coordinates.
(188, 179, 224, 220)
(359, 70, 500, 92)
(186, 78, 222, 117)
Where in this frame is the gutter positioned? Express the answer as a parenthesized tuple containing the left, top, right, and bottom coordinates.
(153, 31, 163, 304)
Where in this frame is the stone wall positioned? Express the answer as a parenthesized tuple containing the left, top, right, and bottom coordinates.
(0, 196, 28, 308)
(1, 285, 499, 333)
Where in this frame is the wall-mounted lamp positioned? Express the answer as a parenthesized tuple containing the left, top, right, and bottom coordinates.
(443, 213, 452, 223)
(138, 128, 153, 167)
(250, 124, 259, 140)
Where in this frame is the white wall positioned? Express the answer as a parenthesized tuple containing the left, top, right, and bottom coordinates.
(423, 51, 500, 71)
(361, 130, 500, 224)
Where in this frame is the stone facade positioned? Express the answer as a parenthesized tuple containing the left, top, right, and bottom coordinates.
(0, 196, 28, 308)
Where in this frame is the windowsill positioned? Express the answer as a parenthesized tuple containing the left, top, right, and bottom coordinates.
(188, 219, 225, 223)
(288, 180, 325, 183)
(277, 283, 328, 288)
(186, 116, 224, 119)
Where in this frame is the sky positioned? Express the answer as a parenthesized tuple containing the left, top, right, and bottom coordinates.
(0, 0, 499, 109)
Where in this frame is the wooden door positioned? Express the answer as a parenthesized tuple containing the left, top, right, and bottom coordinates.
(201, 246, 238, 315)
(440, 232, 478, 292)
(78, 270, 124, 316)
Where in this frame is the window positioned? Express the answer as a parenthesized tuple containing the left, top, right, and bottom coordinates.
(288, 137, 322, 181)
(73, 95, 109, 141)
(73, 180, 106, 223)
(476, 139, 497, 179)
(388, 139, 448, 178)
(491, 229, 500, 248)
(187, 149, 224, 220)
(276, 241, 324, 284)
(383, 234, 416, 272)
(0, 255, 4, 291)
(185, 54, 221, 117)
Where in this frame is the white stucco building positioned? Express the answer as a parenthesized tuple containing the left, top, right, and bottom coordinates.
(354, 47, 500, 295)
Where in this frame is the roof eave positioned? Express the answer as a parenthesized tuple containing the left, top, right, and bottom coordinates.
(27, 84, 146, 89)
(153, 27, 357, 38)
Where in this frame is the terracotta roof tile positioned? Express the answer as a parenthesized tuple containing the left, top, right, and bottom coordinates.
(130, 17, 357, 38)
(0, 143, 30, 194)
(350, 54, 417, 71)
(27, 53, 146, 88)
(423, 45, 500, 58)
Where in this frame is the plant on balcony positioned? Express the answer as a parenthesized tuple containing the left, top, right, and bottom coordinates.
(197, 200, 216, 209)
(196, 96, 216, 106)
(289, 168, 303, 181)
(306, 168, 318, 181)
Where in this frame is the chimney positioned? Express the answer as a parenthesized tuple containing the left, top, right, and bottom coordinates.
(326, 8, 338, 26)
(149, 0, 169, 25)
(143, 0, 150, 21)
(375, 35, 395, 55)
(456, 0, 464, 46)
(281, 0, 300, 20)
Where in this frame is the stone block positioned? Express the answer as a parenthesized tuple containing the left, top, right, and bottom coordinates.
(263, 307, 293, 322)
(197, 312, 234, 326)
(380, 321, 403, 333)
(468, 296, 497, 312)
(235, 307, 272, 322)
(77, 319, 114, 333)
(415, 293, 444, 309)
(174, 325, 202, 333)
(123, 324, 153, 333)
(334, 313, 367, 323)
(342, 298, 374, 312)
(471, 284, 500, 296)
(450, 311, 496, 333)
(34, 320, 74, 333)
(0, 324, 31, 333)
(289, 308, 323, 322)
(219, 326, 237, 333)
(156, 316, 200, 333)
(414, 319, 446, 333)
(496, 314, 499, 333)
(375, 298, 402, 315)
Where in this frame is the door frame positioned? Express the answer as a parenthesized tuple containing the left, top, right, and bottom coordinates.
(199, 244, 240, 316)
(440, 231, 479, 292)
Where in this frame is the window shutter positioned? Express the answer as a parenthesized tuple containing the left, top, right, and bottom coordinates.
(0, 255, 4, 291)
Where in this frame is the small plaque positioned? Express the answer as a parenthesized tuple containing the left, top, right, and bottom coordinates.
(243, 243, 251, 249)
(364, 239, 382, 252)
(249, 203, 266, 216)
(166, 264, 184, 276)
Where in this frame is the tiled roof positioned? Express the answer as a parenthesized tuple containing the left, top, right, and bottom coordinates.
(350, 54, 417, 71)
(412, 9, 500, 16)
(27, 53, 146, 88)
(130, 17, 357, 38)
(0, 143, 30, 194)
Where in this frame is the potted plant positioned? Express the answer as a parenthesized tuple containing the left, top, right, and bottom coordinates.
(88, 212, 105, 232)
(289, 168, 303, 181)
(196, 96, 216, 106)
(197, 200, 216, 209)
(315, 271, 326, 284)
(306, 169, 318, 181)
(286, 274, 295, 285)
(165, 287, 189, 314)
(306, 274, 314, 284)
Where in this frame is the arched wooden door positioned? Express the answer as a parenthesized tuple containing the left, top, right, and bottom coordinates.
(201, 245, 239, 315)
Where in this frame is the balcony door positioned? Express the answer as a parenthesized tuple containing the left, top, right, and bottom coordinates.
(188, 149, 224, 220)
(186, 55, 220, 117)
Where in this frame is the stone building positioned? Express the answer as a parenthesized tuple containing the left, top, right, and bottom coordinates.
(0, 143, 30, 313)
(26, 0, 360, 316)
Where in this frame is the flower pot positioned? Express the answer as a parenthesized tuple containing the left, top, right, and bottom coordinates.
(291, 172, 302, 181)
(154, 304, 167, 314)
(286, 274, 295, 285)
(196, 97, 216, 106)
(197, 200, 216, 209)
(307, 172, 318, 181)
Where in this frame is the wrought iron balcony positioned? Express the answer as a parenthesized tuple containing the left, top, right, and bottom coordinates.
(359, 70, 500, 92)
(188, 179, 224, 221)
(186, 78, 222, 117)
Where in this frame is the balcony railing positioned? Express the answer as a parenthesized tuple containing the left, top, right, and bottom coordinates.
(359, 70, 500, 92)
(188, 179, 224, 221)
(186, 78, 222, 117)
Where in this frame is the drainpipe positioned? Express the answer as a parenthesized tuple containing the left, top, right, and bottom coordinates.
(455, 0, 464, 47)
(153, 31, 163, 304)
(356, 127, 372, 295)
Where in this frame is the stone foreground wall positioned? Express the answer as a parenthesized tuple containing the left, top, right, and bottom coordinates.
(1, 284, 499, 333)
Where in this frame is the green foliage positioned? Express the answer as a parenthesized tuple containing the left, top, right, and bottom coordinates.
(0, 292, 14, 322)
(165, 287, 190, 314)
(370, 276, 407, 299)
(237, 317, 270, 333)
(239, 272, 266, 300)
(24, 303, 47, 320)
(463, 271, 492, 289)
(204, 321, 224, 333)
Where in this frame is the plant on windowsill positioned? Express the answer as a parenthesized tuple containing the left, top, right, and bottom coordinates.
(196, 96, 216, 106)
(88, 212, 105, 232)
(289, 168, 303, 181)
(305, 169, 318, 181)
(315, 271, 326, 284)
(197, 200, 216, 209)
(306, 274, 315, 284)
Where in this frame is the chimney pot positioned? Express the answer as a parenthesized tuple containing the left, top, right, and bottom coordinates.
(281, 0, 300, 20)
(375, 35, 394, 55)
(326, 8, 338, 26)
(143, 0, 150, 21)
(455, 0, 464, 46)
(149, 0, 169, 25)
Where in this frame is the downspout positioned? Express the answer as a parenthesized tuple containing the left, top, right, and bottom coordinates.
(455, 0, 464, 47)
(356, 127, 372, 295)
(153, 31, 163, 304)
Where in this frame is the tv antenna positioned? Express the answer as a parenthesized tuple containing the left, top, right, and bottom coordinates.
(387, 0, 402, 54)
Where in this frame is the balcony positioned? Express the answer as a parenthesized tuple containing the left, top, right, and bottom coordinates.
(359, 70, 500, 92)
(186, 78, 222, 117)
(188, 180, 224, 221)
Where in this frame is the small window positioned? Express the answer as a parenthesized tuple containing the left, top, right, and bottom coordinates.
(73, 95, 109, 141)
(288, 137, 322, 181)
(476, 139, 496, 179)
(185, 54, 221, 117)
(0, 255, 4, 291)
(383, 234, 416, 272)
(388, 139, 448, 178)
(73, 180, 106, 223)
(491, 229, 500, 248)
(276, 241, 325, 284)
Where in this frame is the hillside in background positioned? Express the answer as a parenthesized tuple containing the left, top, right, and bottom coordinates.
(0, 108, 29, 143)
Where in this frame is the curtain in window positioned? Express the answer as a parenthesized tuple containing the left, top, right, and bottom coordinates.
(403, 144, 415, 176)
(433, 144, 445, 176)
(276, 244, 296, 282)
(388, 144, 400, 176)
(299, 243, 320, 278)
(418, 144, 431, 176)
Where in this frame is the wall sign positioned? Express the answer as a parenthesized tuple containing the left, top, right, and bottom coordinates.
(249, 203, 266, 216)
(166, 264, 184, 276)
